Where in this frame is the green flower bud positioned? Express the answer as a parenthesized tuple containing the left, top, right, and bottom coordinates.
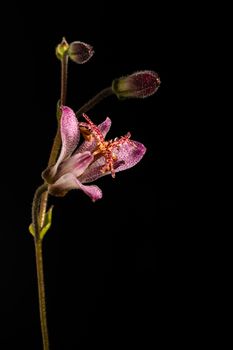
(56, 37, 69, 60)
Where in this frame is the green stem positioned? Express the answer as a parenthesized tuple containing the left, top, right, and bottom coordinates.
(32, 52, 69, 349)
(76, 86, 113, 117)
(39, 53, 68, 228)
(48, 52, 68, 166)
(34, 239, 50, 350)
(60, 53, 68, 107)
(32, 44, 69, 350)
(32, 184, 49, 350)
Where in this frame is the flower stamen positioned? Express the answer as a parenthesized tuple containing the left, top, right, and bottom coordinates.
(80, 114, 135, 177)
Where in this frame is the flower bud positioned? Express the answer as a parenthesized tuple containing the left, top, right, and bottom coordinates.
(68, 41, 94, 64)
(56, 37, 69, 60)
(112, 70, 161, 99)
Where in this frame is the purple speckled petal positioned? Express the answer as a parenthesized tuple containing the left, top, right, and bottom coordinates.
(79, 141, 146, 183)
(112, 141, 146, 172)
(75, 179, 103, 202)
(56, 151, 94, 179)
(52, 106, 79, 175)
(78, 156, 106, 183)
(75, 117, 111, 154)
(49, 173, 102, 201)
(95, 117, 112, 138)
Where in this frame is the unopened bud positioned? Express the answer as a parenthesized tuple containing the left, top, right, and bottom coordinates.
(56, 37, 69, 60)
(112, 70, 160, 99)
(68, 41, 94, 64)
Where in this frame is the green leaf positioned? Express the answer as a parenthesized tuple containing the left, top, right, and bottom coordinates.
(56, 99, 61, 121)
(29, 223, 34, 236)
(55, 37, 69, 60)
(29, 206, 54, 240)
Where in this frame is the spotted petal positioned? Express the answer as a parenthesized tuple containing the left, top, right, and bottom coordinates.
(112, 141, 146, 172)
(48, 173, 102, 201)
(56, 151, 94, 179)
(79, 141, 146, 183)
(76, 179, 103, 202)
(53, 106, 79, 173)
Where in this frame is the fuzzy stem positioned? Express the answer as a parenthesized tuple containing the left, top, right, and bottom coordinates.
(32, 184, 49, 350)
(60, 53, 68, 107)
(34, 239, 49, 350)
(32, 52, 69, 350)
(76, 86, 113, 117)
(39, 53, 68, 227)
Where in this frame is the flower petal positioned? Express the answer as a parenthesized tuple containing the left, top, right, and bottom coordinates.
(78, 157, 106, 183)
(59, 106, 80, 160)
(97, 117, 112, 138)
(42, 107, 80, 182)
(76, 117, 112, 153)
(56, 151, 94, 179)
(52, 106, 79, 174)
(112, 141, 146, 172)
(49, 173, 102, 201)
(75, 179, 103, 202)
(79, 141, 146, 183)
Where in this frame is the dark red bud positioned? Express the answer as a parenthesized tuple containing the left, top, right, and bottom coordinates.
(112, 70, 160, 99)
(68, 41, 94, 64)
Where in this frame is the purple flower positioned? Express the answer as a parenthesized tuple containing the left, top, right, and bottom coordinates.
(42, 106, 146, 202)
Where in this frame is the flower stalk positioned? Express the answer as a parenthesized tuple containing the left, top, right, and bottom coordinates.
(76, 86, 113, 117)
(34, 240, 49, 350)
(30, 36, 160, 349)
(32, 40, 69, 350)
(39, 44, 69, 227)
(31, 184, 49, 350)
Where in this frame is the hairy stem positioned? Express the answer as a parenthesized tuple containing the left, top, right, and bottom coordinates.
(32, 53, 69, 349)
(60, 53, 68, 107)
(39, 53, 68, 227)
(48, 53, 68, 167)
(32, 184, 49, 350)
(34, 239, 50, 350)
(76, 86, 113, 117)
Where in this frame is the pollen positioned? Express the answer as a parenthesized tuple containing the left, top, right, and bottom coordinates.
(80, 114, 135, 177)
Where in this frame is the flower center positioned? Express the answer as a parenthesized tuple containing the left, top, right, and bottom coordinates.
(79, 114, 135, 177)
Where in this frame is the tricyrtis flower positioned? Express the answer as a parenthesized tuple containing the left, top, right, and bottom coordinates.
(42, 106, 146, 202)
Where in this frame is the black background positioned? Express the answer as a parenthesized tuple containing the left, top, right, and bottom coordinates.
(0, 1, 185, 349)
